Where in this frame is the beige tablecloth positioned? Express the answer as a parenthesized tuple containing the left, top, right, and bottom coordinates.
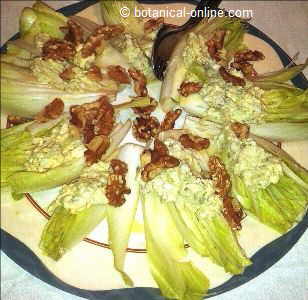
(1, 1, 308, 300)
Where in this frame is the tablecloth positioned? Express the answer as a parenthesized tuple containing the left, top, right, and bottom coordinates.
(1, 1, 308, 299)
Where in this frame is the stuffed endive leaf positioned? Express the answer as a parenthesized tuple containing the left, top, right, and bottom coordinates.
(1, 116, 86, 196)
(40, 161, 110, 260)
(199, 125, 308, 234)
(107, 144, 145, 286)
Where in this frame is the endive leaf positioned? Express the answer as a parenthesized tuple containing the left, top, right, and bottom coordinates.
(107, 143, 144, 286)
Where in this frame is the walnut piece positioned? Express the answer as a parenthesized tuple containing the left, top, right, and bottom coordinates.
(208, 156, 243, 230)
(42, 39, 76, 61)
(82, 25, 124, 58)
(86, 65, 104, 81)
(219, 67, 245, 87)
(179, 134, 210, 151)
(107, 65, 130, 84)
(234, 50, 265, 63)
(178, 82, 203, 97)
(231, 61, 258, 79)
(35, 98, 64, 123)
(230, 122, 250, 139)
(160, 109, 182, 131)
(128, 68, 148, 97)
(144, 17, 164, 33)
(141, 139, 180, 182)
(106, 159, 130, 207)
(206, 30, 226, 62)
(110, 159, 128, 175)
(59, 65, 74, 81)
(132, 116, 160, 142)
(141, 155, 180, 182)
(64, 19, 84, 46)
(85, 135, 110, 165)
(69, 97, 115, 164)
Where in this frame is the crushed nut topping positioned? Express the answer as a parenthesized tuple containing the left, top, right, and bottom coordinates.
(70, 97, 115, 164)
(160, 109, 182, 131)
(219, 66, 246, 87)
(141, 139, 180, 182)
(35, 98, 64, 123)
(144, 17, 164, 33)
(6, 115, 31, 128)
(179, 82, 203, 97)
(208, 156, 244, 230)
(206, 30, 226, 62)
(82, 25, 124, 58)
(106, 159, 130, 207)
(59, 65, 75, 81)
(63, 19, 84, 46)
(128, 68, 148, 97)
(132, 115, 160, 142)
(179, 134, 210, 151)
(234, 50, 265, 63)
(42, 39, 76, 61)
(107, 65, 130, 84)
(86, 65, 104, 81)
(230, 122, 250, 139)
(132, 97, 158, 116)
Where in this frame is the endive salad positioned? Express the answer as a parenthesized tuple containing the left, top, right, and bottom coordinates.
(1, 1, 307, 300)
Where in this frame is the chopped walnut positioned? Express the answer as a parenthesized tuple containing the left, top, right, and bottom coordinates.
(160, 109, 182, 131)
(179, 134, 210, 151)
(234, 50, 265, 63)
(132, 116, 160, 142)
(128, 68, 148, 97)
(178, 82, 203, 97)
(208, 156, 243, 230)
(231, 61, 258, 79)
(206, 30, 226, 62)
(144, 17, 164, 33)
(132, 97, 158, 116)
(70, 97, 115, 164)
(110, 159, 128, 175)
(70, 97, 114, 138)
(107, 65, 130, 84)
(223, 196, 244, 231)
(230, 122, 250, 139)
(42, 39, 76, 61)
(85, 135, 110, 165)
(106, 159, 130, 207)
(141, 139, 180, 182)
(6, 115, 31, 128)
(141, 155, 180, 182)
(82, 25, 124, 58)
(59, 65, 75, 81)
(208, 156, 231, 198)
(219, 67, 245, 87)
(86, 65, 104, 81)
(63, 19, 84, 46)
(35, 98, 64, 123)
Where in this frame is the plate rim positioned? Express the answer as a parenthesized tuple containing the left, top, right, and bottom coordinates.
(1, 0, 308, 299)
